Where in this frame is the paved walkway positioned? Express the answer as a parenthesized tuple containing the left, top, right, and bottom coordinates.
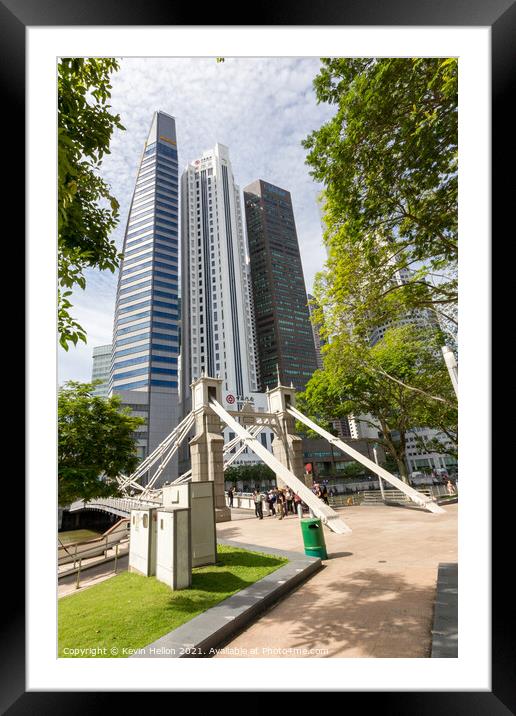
(214, 503, 458, 658)
(58, 554, 129, 598)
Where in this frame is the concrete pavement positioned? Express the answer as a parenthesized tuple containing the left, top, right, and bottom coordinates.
(213, 503, 458, 658)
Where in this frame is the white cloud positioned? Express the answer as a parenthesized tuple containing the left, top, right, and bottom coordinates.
(58, 56, 335, 383)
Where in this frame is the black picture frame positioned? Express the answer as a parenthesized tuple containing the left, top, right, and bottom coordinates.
(9, 0, 510, 711)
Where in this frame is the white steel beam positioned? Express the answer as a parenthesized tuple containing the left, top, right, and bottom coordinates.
(287, 406, 444, 514)
(209, 399, 352, 534)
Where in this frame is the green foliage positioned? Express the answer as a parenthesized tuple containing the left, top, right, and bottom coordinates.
(298, 325, 457, 483)
(58, 381, 144, 505)
(58, 58, 125, 350)
(339, 461, 365, 478)
(381, 453, 400, 475)
(304, 58, 458, 340)
(225, 463, 276, 486)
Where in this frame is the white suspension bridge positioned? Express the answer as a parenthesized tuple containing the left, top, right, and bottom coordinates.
(69, 376, 444, 532)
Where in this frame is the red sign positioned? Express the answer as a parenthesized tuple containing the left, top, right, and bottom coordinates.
(226, 394, 235, 405)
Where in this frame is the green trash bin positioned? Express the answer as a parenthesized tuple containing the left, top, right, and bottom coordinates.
(300, 518, 328, 560)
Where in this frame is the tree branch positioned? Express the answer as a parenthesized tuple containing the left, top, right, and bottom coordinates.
(370, 366, 454, 406)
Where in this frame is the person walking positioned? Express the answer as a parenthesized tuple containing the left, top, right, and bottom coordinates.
(294, 493, 302, 518)
(253, 489, 263, 519)
(285, 488, 294, 514)
(321, 484, 329, 505)
(227, 486, 234, 508)
(276, 489, 285, 520)
(267, 489, 276, 517)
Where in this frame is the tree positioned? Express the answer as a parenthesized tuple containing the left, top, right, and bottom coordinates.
(58, 58, 125, 350)
(225, 463, 276, 487)
(339, 461, 367, 479)
(297, 325, 457, 483)
(58, 381, 144, 505)
(303, 58, 458, 342)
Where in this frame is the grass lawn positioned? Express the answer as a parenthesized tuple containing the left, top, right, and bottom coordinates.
(59, 544, 287, 657)
(58, 529, 102, 544)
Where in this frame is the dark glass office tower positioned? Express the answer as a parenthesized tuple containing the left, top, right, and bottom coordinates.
(243, 180, 318, 392)
(110, 111, 180, 484)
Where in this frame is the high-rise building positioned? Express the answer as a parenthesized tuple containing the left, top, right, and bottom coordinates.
(243, 179, 318, 392)
(180, 143, 258, 407)
(109, 111, 180, 484)
(91, 344, 112, 398)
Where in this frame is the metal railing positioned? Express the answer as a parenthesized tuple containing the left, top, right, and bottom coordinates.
(68, 496, 161, 517)
(328, 483, 455, 507)
(67, 542, 127, 590)
(58, 529, 129, 572)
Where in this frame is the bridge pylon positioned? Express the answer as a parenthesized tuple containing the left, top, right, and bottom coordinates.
(189, 375, 230, 522)
(266, 383, 307, 489)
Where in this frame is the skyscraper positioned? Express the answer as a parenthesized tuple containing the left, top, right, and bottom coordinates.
(91, 344, 112, 398)
(180, 143, 258, 408)
(109, 111, 180, 484)
(243, 179, 318, 392)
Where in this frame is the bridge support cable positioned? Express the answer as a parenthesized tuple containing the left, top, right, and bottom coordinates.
(170, 424, 265, 485)
(287, 406, 445, 515)
(209, 399, 351, 535)
(116, 473, 147, 493)
(128, 411, 195, 486)
(223, 424, 264, 470)
(138, 413, 196, 495)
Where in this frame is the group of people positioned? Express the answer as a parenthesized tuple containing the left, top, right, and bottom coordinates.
(252, 487, 306, 520)
(227, 481, 335, 522)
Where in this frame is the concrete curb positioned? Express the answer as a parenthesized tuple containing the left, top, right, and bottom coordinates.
(130, 540, 322, 658)
(431, 562, 458, 657)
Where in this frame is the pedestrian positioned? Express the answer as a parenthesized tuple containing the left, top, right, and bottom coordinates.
(227, 486, 234, 508)
(267, 489, 276, 517)
(285, 488, 294, 514)
(276, 489, 285, 520)
(253, 489, 263, 519)
(446, 479, 455, 496)
(293, 492, 302, 517)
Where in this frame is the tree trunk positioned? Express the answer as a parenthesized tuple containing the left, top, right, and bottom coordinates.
(378, 418, 409, 483)
(397, 458, 409, 484)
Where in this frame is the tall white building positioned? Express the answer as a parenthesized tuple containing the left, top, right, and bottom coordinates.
(180, 143, 258, 406)
(179, 144, 269, 470)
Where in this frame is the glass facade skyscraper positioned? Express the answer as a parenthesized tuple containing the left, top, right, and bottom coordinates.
(110, 111, 180, 484)
(243, 179, 317, 392)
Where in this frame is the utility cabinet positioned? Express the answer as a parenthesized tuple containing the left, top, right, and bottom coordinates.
(156, 508, 191, 590)
(128, 508, 158, 576)
(161, 481, 217, 567)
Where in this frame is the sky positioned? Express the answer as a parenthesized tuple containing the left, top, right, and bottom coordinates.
(58, 57, 336, 384)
